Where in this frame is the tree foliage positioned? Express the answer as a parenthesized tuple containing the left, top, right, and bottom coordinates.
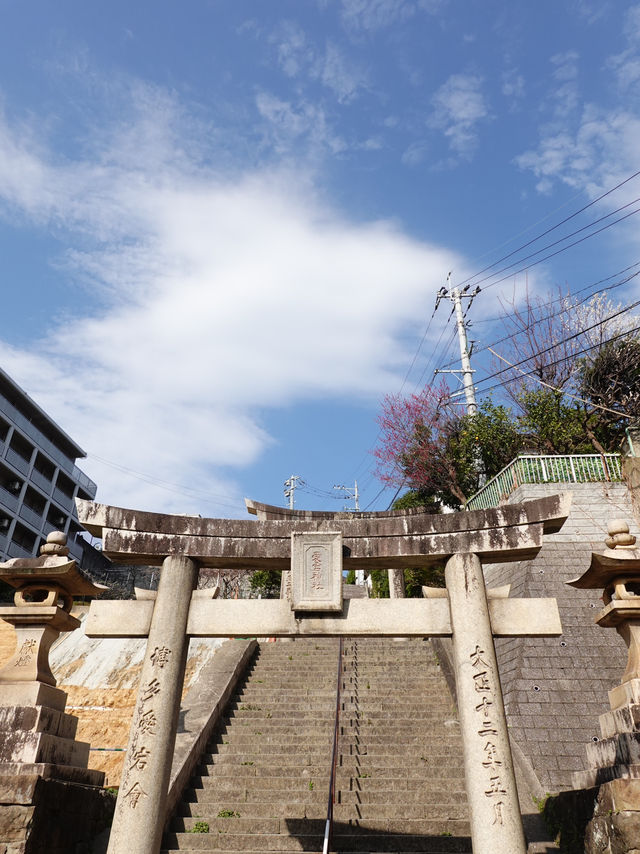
(374, 386, 523, 507)
(249, 569, 282, 598)
(374, 291, 640, 507)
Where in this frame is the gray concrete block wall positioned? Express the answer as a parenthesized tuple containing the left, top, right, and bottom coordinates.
(485, 483, 635, 792)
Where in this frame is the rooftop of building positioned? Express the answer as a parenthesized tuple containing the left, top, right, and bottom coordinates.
(0, 367, 86, 461)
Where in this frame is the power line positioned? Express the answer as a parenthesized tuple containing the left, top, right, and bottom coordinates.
(88, 453, 245, 511)
(474, 297, 640, 389)
(435, 264, 640, 373)
(467, 198, 640, 293)
(487, 346, 633, 418)
(475, 323, 640, 397)
(457, 169, 640, 289)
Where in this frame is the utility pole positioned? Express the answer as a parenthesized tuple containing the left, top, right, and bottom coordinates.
(283, 475, 302, 510)
(333, 480, 359, 512)
(434, 273, 479, 416)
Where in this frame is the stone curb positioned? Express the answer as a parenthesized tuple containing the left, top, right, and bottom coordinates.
(164, 638, 257, 826)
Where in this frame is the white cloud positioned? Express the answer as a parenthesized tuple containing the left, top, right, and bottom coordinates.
(515, 106, 640, 201)
(607, 5, 640, 90)
(624, 3, 640, 41)
(272, 21, 313, 78)
(549, 51, 580, 117)
(318, 42, 367, 103)
(270, 25, 367, 103)
(255, 91, 347, 155)
(0, 84, 459, 516)
(401, 140, 428, 166)
(429, 73, 489, 158)
(571, 0, 611, 24)
(337, 0, 445, 31)
(516, 14, 640, 206)
(340, 0, 415, 32)
(501, 68, 525, 103)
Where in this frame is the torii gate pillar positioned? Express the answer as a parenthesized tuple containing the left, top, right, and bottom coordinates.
(106, 554, 198, 854)
(446, 552, 527, 854)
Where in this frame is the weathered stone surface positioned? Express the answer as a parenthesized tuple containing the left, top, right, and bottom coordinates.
(600, 703, 640, 739)
(0, 681, 67, 712)
(0, 608, 79, 687)
(0, 730, 89, 767)
(164, 638, 256, 822)
(388, 567, 405, 598)
(0, 778, 114, 854)
(485, 482, 633, 792)
(585, 779, 640, 854)
(107, 554, 197, 854)
(0, 805, 34, 842)
(0, 763, 103, 787)
(85, 595, 562, 639)
(290, 531, 342, 611)
(586, 731, 640, 769)
(76, 493, 571, 568)
(445, 552, 527, 854)
(0, 705, 77, 740)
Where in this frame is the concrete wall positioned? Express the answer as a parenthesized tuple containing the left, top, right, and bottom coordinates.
(485, 482, 633, 792)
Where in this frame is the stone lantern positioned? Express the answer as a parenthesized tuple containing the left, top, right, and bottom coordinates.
(568, 519, 640, 785)
(566, 519, 640, 850)
(0, 530, 107, 782)
(0, 531, 106, 702)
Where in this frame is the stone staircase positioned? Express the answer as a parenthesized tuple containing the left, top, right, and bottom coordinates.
(162, 637, 471, 853)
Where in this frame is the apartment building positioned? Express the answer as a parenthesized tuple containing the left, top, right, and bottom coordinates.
(0, 367, 107, 571)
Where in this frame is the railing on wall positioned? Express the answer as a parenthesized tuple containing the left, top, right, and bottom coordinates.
(466, 453, 623, 511)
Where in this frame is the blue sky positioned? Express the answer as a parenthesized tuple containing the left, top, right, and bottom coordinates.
(0, 0, 639, 517)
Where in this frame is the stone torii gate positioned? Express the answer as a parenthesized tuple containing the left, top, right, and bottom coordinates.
(78, 492, 571, 854)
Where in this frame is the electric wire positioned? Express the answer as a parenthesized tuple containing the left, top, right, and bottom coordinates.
(436, 264, 640, 373)
(457, 169, 640, 289)
(473, 297, 640, 388)
(487, 346, 633, 418)
(475, 323, 640, 397)
(87, 453, 245, 512)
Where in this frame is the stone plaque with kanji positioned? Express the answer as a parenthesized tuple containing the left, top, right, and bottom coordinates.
(291, 532, 342, 612)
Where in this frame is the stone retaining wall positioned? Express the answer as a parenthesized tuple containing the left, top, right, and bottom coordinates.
(485, 482, 633, 792)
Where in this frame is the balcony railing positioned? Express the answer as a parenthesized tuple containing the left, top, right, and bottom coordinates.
(7, 541, 36, 559)
(5, 447, 31, 476)
(0, 397, 96, 495)
(31, 468, 53, 493)
(466, 453, 623, 511)
(19, 504, 44, 530)
(0, 486, 19, 513)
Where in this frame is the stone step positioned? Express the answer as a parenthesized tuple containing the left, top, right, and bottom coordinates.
(335, 788, 467, 805)
(178, 802, 469, 821)
(213, 731, 461, 747)
(210, 742, 463, 757)
(174, 816, 472, 836)
(194, 771, 465, 793)
(216, 721, 459, 736)
(162, 831, 472, 851)
(197, 759, 464, 777)
(227, 702, 454, 715)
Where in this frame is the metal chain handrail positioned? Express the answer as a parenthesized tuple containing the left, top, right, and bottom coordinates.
(323, 636, 343, 854)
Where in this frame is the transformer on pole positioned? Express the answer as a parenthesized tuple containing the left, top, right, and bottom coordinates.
(434, 273, 479, 416)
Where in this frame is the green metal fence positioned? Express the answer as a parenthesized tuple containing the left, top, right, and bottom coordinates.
(466, 453, 622, 511)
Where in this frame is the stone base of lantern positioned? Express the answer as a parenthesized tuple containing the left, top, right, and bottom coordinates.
(0, 774, 115, 854)
(583, 779, 640, 854)
(0, 690, 107, 853)
(574, 684, 640, 789)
